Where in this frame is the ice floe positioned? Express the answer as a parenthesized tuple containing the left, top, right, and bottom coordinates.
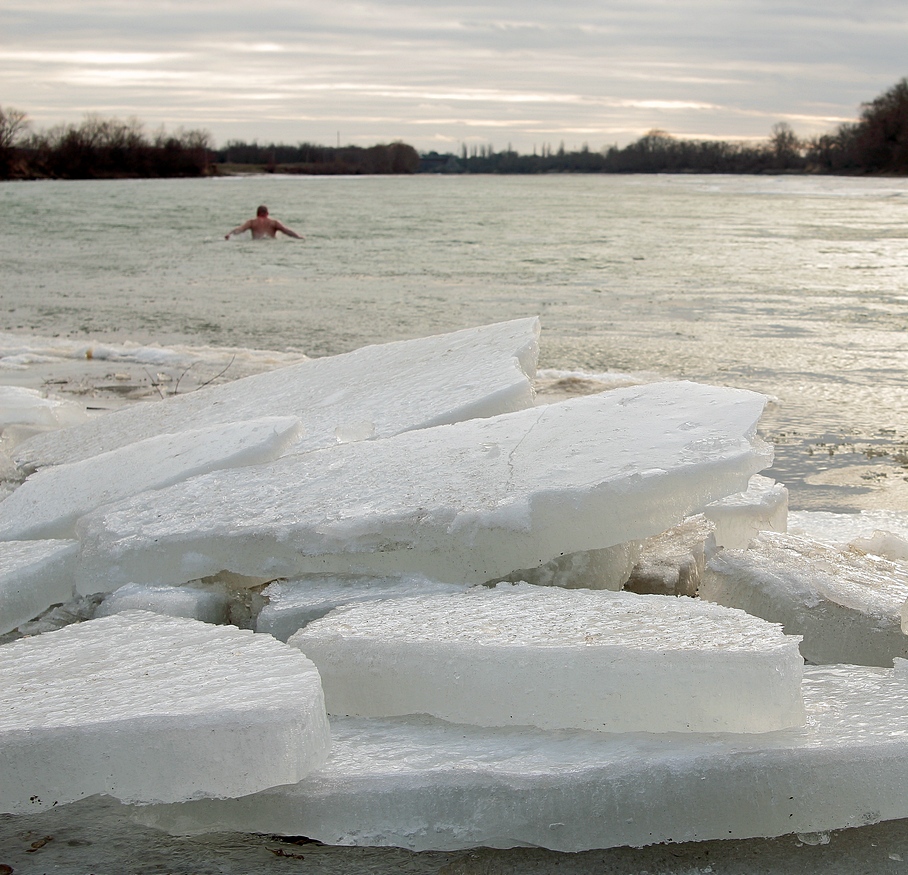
(701, 532, 908, 666)
(0, 416, 303, 540)
(136, 666, 908, 852)
(14, 318, 540, 469)
(290, 583, 805, 734)
(704, 473, 788, 549)
(0, 611, 330, 814)
(74, 381, 771, 594)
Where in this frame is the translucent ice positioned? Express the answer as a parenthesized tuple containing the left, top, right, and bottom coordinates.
(289, 584, 805, 734)
(96, 583, 230, 625)
(624, 515, 713, 597)
(496, 542, 641, 591)
(75, 382, 771, 593)
(15, 318, 540, 469)
(703, 474, 788, 549)
(701, 532, 908, 666)
(0, 416, 303, 540)
(0, 540, 78, 635)
(256, 574, 468, 642)
(0, 611, 330, 814)
(137, 666, 908, 853)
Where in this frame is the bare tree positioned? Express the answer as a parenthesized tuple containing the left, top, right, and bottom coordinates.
(0, 106, 29, 149)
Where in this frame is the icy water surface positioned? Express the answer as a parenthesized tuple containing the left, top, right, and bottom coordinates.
(2, 173, 908, 510)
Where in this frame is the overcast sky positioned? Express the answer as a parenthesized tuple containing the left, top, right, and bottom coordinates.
(2, 1, 906, 153)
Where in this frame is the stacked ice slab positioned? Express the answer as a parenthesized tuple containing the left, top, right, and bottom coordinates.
(290, 584, 806, 734)
(0, 319, 543, 631)
(137, 666, 908, 852)
(13, 318, 906, 854)
(0, 611, 330, 814)
(74, 380, 772, 593)
(14, 316, 541, 469)
(701, 531, 908, 666)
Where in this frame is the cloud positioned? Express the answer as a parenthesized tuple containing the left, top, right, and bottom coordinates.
(1, 1, 905, 150)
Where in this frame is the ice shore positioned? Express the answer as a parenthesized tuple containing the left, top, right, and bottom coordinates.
(2, 319, 908, 867)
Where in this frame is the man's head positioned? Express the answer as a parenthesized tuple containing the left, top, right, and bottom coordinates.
(256, 205, 269, 217)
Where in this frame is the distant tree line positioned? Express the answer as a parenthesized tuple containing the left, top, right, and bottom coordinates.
(216, 140, 420, 174)
(0, 111, 213, 180)
(424, 77, 908, 176)
(2, 77, 907, 180)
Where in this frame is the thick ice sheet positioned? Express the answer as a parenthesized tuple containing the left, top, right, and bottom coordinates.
(14, 318, 540, 469)
(0, 417, 302, 540)
(137, 666, 908, 853)
(704, 474, 788, 550)
(0, 539, 77, 636)
(290, 584, 804, 734)
(701, 532, 908, 666)
(0, 611, 331, 814)
(75, 382, 771, 593)
(257, 574, 467, 642)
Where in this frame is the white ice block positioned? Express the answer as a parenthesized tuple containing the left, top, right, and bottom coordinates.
(0, 540, 78, 635)
(137, 666, 908, 852)
(257, 575, 468, 642)
(703, 474, 788, 549)
(702, 532, 908, 666)
(0, 611, 330, 814)
(96, 583, 230, 625)
(15, 318, 540, 469)
(289, 584, 804, 734)
(0, 417, 303, 540)
(75, 382, 771, 594)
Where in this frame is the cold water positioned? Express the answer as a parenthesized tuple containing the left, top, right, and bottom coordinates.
(2, 172, 908, 511)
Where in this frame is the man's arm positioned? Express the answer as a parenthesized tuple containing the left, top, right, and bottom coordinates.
(225, 220, 253, 239)
(274, 221, 304, 240)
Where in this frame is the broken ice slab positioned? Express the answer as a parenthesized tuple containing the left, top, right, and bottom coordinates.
(703, 474, 788, 550)
(701, 532, 908, 666)
(136, 665, 908, 853)
(75, 381, 772, 594)
(96, 583, 230, 625)
(0, 417, 303, 540)
(289, 584, 805, 734)
(0, 611, 330, 814)
(14, 318, 540, 470)
(256, 574, 468, 642)
(0, 540, 78, 636)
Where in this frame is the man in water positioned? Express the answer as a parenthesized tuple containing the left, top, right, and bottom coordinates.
(225, 205, 304, 240)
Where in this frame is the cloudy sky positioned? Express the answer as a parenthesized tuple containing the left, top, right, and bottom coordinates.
(2, 1, 906, 153)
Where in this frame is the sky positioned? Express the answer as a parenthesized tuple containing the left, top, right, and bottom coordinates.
(2, 1, 907, 154)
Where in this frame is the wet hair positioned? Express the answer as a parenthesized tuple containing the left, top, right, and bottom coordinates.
(256, 205, 268, 216)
